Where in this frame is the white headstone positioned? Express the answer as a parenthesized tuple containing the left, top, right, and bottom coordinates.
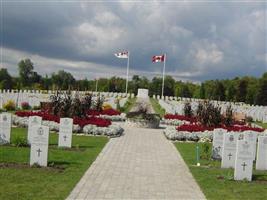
(0, 113, 12, 144)
(212, 129, 226, 160)
(30, 126, 49, 167)
(243, 131, 257, 160)
(256, 136, 267, 170)
(137, 89, 149, 99)
(221, 132, 238, 168)
(234, 140, 254, 181)
(58, 118, 73, 148)
(28, 116, 42, 144)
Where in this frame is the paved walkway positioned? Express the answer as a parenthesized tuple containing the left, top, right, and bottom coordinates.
(67, 126, 205, 199)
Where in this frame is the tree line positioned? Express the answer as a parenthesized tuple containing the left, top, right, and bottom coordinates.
(0, 58, 266, 105)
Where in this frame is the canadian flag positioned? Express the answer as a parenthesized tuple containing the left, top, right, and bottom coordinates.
(152, 54, 165, 62)
(114, 51, 128, 58)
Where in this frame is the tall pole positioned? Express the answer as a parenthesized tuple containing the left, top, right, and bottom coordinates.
(161, 53, 166, 98)
(126, 51, 130, 94)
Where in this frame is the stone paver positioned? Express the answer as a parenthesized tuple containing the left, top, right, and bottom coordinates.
(67, 125, 206, 199)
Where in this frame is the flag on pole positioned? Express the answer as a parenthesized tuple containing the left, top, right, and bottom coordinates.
(152, 55, 165, 63)
(114, 51, 129, 58)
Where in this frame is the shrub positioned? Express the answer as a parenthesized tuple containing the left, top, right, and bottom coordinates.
(224, 105, 233, 126)
(70, 94, 83, 117)
(245, 116, 253, 123)
(50, 92, 63, 116)
(196, 101, 222, 127)
(94, 95, 104, 112)
(81, 94, 93, 115)
(59, 92, 73, 117)
(3, 100, 16, 111)
(13, 136, 28, 147)
(184, 102, 193, 117)
(21, 102, 31, 110)
(201, 143, 211, 160)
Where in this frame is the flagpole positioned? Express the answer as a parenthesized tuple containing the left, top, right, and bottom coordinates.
(161, 53, 166, 98)
(126, 51, 130, 94)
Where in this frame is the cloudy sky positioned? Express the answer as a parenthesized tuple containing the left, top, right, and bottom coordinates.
(0, 0, 266, 82)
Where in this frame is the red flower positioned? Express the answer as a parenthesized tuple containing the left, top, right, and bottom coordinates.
(15, 111, 111, 128)
(87, 109, 121, 116)
(164, 114, 197, 123)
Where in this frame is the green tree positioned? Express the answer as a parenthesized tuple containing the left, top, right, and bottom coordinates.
(0, 68, 13, 89)
(18, 58, 34, 87)
(246, 78, 258, 105)
(199, 83, 206, 99)
(51, 70, 75, 90)
(256, 73, 267, 106)
(163, 75, 175, 96)
(236, 79, 248, 102)
(180, 84, 192, 98)
(149, 77, 162, 96)
(226, 83, 236, 101)
(108, 76, 125, 92)
(213, 81, 226, 101)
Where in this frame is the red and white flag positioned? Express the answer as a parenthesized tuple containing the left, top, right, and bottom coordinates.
(114, 51, 128, 58)
(152, 54, 165, 62)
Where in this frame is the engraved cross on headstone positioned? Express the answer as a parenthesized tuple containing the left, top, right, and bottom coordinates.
(228, 153, 232, 160)
(218, 146, 221, 152)
(36, 148, 42, 157)
(242, 162, 247, 171)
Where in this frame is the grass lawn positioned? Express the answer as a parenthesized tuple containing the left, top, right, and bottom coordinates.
(175, 142, 267, 200)
(119, 97, 136, 113)
(150, 98, 166, 117)
(0, 127, 108, 200)
(255, 121, 267, 129)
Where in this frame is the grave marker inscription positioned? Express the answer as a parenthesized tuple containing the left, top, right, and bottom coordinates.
(30, 126, 49, 167)
(58, 118, 73, 148)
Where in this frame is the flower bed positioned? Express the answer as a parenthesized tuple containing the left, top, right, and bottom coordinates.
(164, 114, 197, 123)
(15, 111, 111, 128)
(176, 124, 264, 133)
(87, 109, 125, 121)
(163, 114, 246, 126)
(87, 108, 121, 116)
(12, 115, 123, 137)
(161, 119, 185, 126)
(164, 126, 265, 142)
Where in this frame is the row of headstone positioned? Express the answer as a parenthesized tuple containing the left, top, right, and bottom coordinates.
(28, 116, 74, 166)
(158, 97, 267, 122)
(212, 130, 267, 181)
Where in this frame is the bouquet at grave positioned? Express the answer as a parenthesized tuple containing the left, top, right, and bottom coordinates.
(3, 100, 16, 111)
(21, 102, 31, 110)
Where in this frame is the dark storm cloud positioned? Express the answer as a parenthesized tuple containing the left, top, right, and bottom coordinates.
(1, 1, 266, 81)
